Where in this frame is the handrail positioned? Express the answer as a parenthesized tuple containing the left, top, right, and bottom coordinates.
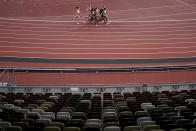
(0, 65, 196, 73)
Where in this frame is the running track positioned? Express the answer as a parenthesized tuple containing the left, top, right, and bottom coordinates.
(1, 0, 196, 68)
(1, 0, 196, 85)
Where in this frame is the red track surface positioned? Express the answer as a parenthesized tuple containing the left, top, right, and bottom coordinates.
(1, 0, 196, 65)
(1, 0, 196, 85)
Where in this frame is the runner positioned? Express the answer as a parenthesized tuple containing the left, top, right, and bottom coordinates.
(99, 5, 108, 24)
(75, 6, 80, 24)
(84, 4, 92, 23)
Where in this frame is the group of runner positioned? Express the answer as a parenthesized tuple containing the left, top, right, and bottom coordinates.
(75, 5, 108, 24)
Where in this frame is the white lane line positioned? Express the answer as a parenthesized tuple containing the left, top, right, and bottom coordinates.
(34, 0, 102, 7)
(1, 45, 196, 50)
(1, 26, 196, 34)
(115, 12, 196, 21)
(111, 19, 196, 23)
(175, 0, 189, 5)
(1, 32, 196, 37)
(0, 23, 196, 28)
(1, 17, 196, 23)
(1, 20, 196, 26)
(1, 55, 196, 60)
(0, 50, 196, 55)
(1, 24, 196, 30)
(1, 36, 196, 41)
(15, 15, 74, 18)
(1, 29, 196, 35)
(1, 41, 196, 46)
(108, 4, 194, 13)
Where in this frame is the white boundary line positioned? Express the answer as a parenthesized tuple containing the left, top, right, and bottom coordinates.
(1, 36, 196, 41)
(1, 17, 196, 23)
(0, 50, 196, 55)
(1, 41, 196, 46)
(175, 0, 189, 5)
(1, 55, 196, 60)
(1, 45, 196, 50)
(108, 4, 190, 13)
(34, 0, 103, 7)
(1, 32, 196, 37)
(1, 28, 196, 34)
(1, 24, 196, 30)
(1, 20, 196, 27)
(115, 12, 196, 21)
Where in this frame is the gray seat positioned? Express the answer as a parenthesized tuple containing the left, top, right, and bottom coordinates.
(36, 118, 51, 125)
(137, 117, 152, 126)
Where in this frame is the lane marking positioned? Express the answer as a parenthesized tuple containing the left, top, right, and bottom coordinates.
(1, 55, 196, 60)
(0, 50, 196, 55)
(1, 21, 196, 27)
(34, 0, 103, 7)
(1, 36, 196, 41)
(1, 17, 196, 23)
(108, 4, 190, 12)
(115, 12, 196, 21)
(175, 0, 189, 5)
(1, 32, 196, 37)
(1, 24, 196, 30)
(1, 28, 196, 34)
(1, 41, 196, 46)
(1, 45, 196, 50)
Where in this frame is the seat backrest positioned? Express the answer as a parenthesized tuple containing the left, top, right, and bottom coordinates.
(140, 121, 156, 130)
(104, 112, 117, 117)
(16, 109, 30, 115)
(85, 119, 101, 125)
(191, 128, 196, 131)
(42, 112, 55, 117)
(135, 111, 148, 117)
(0, 122, 11, 128)
(193, 119, 196, 124)
(143, 125, 160, 131)
(5, 126, 22, 131)
(85, 122, 101, 128)
(104, 126, 121, 131)
(141, 103, 152, 109)
(64, 127, 80, 131)
(123, 126, 140, 131)
(103, 122, 119, 128)
(44, 126, 61, 131)
(170, 128, 188, 131)
(41, 115, 55, 120)
(32, 109, 44, 115)
(57, 112, 70, 119)
(185, 99, 195, 104)
(143, 105, 155, 112)
(48, 122, 64, 130)
(137, 117, 152, 125)
(36, 119, 51, 125)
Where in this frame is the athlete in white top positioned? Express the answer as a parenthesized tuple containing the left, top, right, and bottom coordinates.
(75, 6, 80, 24)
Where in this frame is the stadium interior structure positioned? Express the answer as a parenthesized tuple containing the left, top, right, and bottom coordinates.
(1, 0, 196, 131)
